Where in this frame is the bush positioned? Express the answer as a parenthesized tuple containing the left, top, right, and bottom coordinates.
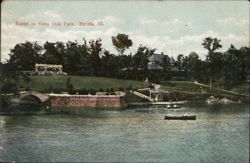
(126, 84, 132, 91)
(88, 88, 96, 95)
(78, 88, 89, 95)
(118, 87, 124, 91)
(1, 82, 19, 94)
(66, 77, 74, 94)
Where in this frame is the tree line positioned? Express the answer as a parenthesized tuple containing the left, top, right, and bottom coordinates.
(1, 33, 250, 93)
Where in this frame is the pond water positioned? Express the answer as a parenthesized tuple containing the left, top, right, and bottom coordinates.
(0, 103, 249, 162)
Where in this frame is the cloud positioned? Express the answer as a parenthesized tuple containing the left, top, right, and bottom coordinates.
(1, 12, 15, 20)
(1, 18, 249, 62)
(44, 11, 62, 19)
(216, 17, 248, 27)
(99, 16, 122, 26)
(16, 10, 63, 22)
(141, 18, 192, 29)
(0, 21, 122, 62)
(130, 30, 249, 59)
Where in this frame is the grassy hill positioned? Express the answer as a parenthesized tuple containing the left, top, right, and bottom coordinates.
(161, 80, 249, 101)
(18, 76, 249, 101)
(20, 76, 148, 92)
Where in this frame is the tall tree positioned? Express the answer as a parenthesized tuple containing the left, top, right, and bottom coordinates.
(202, 37, 222, 57)
(101, 50, 118, 77)
(133, 45, 155, 69)
(112, 33, 132, 55)
(8, 41, 42, 71)
(85, 38, 102, 75)
(176, 54, 184, 71)
(43, 41, 67, 65)
(182, 52, 203, 80)
(64, 41, 83, 74)
(202, 37, 222, 90)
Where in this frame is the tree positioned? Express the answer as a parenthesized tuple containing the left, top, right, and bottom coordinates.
(43, 41, 66, 65)
(202, 37, 222, 57)
(220, 45, 248, 89)
(8, 41, 42, 71)
(84, 38, 102, 75)
(177, 54, 184, 71)
(101, 50, 118, 77)
(133, 45, 155, 69)
(182, 52, 203, 80)
(112, 33, 132, 55)
(64, 41, 88, 74)
(66, 77, 74, 94)
(202, 37, 222, 91)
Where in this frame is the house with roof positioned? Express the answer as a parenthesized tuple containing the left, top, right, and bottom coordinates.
(147, 53, 165, 70)
(147, 53, 167, 82)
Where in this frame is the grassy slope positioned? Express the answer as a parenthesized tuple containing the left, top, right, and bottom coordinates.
(161, 81, 249, 101)
(161, 81, 208, 93)
(20, 76, 146, 92)
(161, 81, 249, 95)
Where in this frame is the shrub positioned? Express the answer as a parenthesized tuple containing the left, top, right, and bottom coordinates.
(66, 77, 74, 94)
(118, 87, 124, 91)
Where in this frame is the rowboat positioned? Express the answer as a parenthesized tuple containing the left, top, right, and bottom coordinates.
(164, 114, 196, 120)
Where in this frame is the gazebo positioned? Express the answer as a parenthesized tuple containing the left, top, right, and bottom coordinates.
(35, 64, 64, 75)
(149, 88, 169, 102)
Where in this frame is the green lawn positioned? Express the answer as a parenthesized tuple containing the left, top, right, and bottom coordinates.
(20, 76, 147, 92)
(161, 80, 249, 101)
(161, 81, 209, 93)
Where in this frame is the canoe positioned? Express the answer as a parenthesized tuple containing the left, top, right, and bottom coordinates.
(164, 115, 196, 120)
(166, 104, 181, 108)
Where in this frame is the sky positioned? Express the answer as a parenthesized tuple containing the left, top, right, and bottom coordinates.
(1, 0, 249, 62)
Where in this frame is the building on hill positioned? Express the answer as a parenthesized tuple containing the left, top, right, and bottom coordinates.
(147, 53, 165, 70)
(147, 53, 167, 82)
(35, 64, 67, 75)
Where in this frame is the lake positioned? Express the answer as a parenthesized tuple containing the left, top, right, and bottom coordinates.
(0, 102, 249, 162)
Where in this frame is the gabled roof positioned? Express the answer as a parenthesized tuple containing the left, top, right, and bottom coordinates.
(148, 54, 166, 63)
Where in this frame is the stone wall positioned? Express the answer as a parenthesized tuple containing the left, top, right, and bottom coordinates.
(50, 95, 127, 108)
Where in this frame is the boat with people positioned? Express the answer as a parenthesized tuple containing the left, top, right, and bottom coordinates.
(166, 104, 181, 109)
(207, 96, 240, 104)
(164, 114, 196, 120)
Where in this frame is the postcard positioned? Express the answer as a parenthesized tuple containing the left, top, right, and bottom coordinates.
(0, 0, 249, 162)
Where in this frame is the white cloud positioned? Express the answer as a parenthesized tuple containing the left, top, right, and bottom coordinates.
(16, 10, 63, 22)
(0, 21, 122, 62)
(216, 17, 248, 27)
(1, 19, 249, 62)
(1, 12, 15, 20)
(44, 11, 62, 19)
(130, 30, 249, 59)
(141, 18, 192, 29)
(100, 16, 122, 26)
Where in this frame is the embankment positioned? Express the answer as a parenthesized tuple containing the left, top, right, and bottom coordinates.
(50, 94, 127, 108)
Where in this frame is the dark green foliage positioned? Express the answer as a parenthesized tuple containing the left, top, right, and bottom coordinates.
(2, 35, 250, 95)
(88, 88, 96, 95)
(66, 77, 74, 94)
(8, 41, 42, 71)
(1, 82, 18, 94)
(112, 33, 132, 55)
(118, 87, 124, 91)
(99, 88, 104, 92)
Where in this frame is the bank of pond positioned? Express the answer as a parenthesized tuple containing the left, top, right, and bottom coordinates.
(0, 90, 248, 115)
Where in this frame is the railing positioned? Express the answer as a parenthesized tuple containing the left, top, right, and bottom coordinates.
(131, 91, 153, 102)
